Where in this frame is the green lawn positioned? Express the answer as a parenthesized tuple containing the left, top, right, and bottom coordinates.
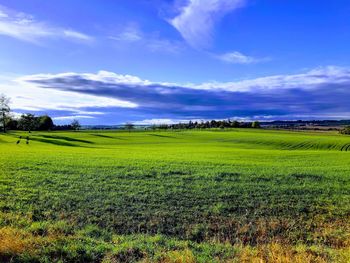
(0, 129, 349, 262)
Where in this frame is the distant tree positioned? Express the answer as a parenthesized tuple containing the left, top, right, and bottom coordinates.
(251, 121, 261, 129)
(340, 126, 350, 135)
(125, 122, 134, 132)
(231, 121, 240, 128)
(37, 115, 54, 131)
(18, 113, 38, 132)
(0, 94, 11, 132)
(71, 119, 81, 131)
(5, 116, 18, 130)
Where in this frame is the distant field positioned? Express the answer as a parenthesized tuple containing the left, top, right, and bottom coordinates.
(0, 129, 350, 262)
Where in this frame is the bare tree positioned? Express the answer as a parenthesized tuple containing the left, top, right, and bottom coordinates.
(125, 122, 134, 132)
(71, 119, 81, 131)
(0, 94, 10, 133)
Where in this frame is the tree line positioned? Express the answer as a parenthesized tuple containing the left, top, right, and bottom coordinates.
(340, 126, 350, 135)
(152, 120, 261, 130)
(4, 113, 81, 132)
(0, 94, 80, 132)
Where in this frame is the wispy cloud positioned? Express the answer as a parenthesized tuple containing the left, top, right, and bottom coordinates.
(12, 66, 350, 122)
(109, 23, 183, 53)
(109, 24, 142, 42)
(169, 0, 246, 49)
(63, 30, 93, 42)
(0, 5, 93, 43)
(216, 51, 268, 64)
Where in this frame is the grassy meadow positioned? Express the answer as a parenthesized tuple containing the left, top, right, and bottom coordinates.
(0, 129, 350, 262)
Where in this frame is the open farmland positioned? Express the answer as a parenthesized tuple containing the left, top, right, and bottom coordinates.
(0, 129, 350, 262)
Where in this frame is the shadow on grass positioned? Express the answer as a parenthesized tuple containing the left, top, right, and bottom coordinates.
(90, 134, 127, 140)
(38, 135, 94, 144)
(148, 134, 177, 139)
(30, 137, 81, 147)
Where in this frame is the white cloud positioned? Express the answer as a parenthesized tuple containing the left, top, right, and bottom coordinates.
(0, 9, 8, 18)
(133, 119, 179, 125)
(0, 75, 138, 115)
(19, 70, 153, 86)
(0, 5, 93, 43)
(194, 66, 350, 92)
(74, 110, 105, 115)
(216, 51, 264, 64)
(53, 115, 96, 121)
(16, 66, 350, 95)
(169, 0, 245, 49)
(16, 66, 350, 96)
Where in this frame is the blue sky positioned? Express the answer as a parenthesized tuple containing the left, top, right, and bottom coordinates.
(0, 0, 350, 124)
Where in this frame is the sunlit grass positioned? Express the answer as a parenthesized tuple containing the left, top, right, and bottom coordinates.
(0, 129, 350, 262)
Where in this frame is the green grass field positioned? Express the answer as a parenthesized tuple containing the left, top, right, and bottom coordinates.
(1, 129, 350, 262)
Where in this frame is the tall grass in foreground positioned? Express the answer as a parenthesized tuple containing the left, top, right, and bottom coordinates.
(0, 216, 349, 262)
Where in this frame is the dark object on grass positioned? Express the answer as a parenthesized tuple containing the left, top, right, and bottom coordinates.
(16, 140, 20, 144)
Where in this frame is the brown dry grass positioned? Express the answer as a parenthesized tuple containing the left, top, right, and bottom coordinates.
(0, 227, 33, 255)
(1, 224, 350, 263)
(238, 243, 329, 263)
